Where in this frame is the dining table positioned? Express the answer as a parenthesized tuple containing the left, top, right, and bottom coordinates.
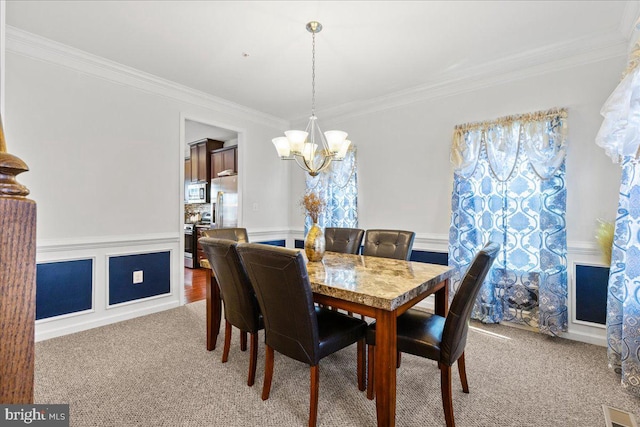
(203, 250, 455, 427)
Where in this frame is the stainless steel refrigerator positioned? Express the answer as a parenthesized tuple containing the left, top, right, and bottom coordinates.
(210, 174, 238, 228)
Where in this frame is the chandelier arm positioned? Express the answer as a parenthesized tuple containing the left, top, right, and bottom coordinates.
(293, 155, 315, 175)
(331, 147, 357, 189)
(315, 156, 333, 174)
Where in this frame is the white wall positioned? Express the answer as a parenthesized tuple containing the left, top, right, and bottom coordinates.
(288, 54, 627, 345)
(4, 31, 291, 339)
(291, 56, 625, 247)
(0, 0, 5, 118)
(4, 22, 628, 344)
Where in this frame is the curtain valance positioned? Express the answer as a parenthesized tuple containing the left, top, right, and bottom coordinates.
(451, 108, 568, 181)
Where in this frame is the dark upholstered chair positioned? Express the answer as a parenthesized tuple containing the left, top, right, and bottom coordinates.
(199, 237, 263, 387)
(362, 229, 416, 260)
(236, 243, 367, 427)
(365, 242, 500, 427)
(202, 227, 248, 243)
(324, 227, 364, 255)
(202, 227, 250, 349)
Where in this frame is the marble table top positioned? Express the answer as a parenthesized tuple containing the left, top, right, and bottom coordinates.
(305, 251, 456, 311)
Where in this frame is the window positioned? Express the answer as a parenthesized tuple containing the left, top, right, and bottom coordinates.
(449, 109, 568, 336)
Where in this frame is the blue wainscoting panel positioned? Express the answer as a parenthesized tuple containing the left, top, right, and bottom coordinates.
(109, 251, 171, 306)
(575, 265, 609, 325)
(257, 240, 286, 247)
(410, 250, 448, 266)
(295, 239, 304, 249)
(36, 259, 93, 320)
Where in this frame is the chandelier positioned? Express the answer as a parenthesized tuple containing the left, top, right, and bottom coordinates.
(272, 21, 351, 177)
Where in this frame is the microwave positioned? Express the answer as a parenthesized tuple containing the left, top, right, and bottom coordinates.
(187, 182, 207, 204)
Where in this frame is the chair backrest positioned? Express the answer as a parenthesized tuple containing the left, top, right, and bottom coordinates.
(440, 242, 500, 365)
(236, 243, 320, 365)
(202, 227, 249, 243)
(199, 237, 261, 333)
(325, 227, 364, 254)
(362, 229, 416, 260)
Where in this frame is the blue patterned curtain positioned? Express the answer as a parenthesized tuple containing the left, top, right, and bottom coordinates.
(606, 157, 640, 397)
(305, 147, 358, 233)
(595, 18, 640, 396)
(449, 110, 568, 336)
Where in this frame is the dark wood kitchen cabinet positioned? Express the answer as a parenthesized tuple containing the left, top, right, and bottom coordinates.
(189, 138, 224, 183)
(211, 146, 237, 179)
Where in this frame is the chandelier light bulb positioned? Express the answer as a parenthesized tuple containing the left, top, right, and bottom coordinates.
(272, 137, 291, 158)
(324, 130, 348, 153)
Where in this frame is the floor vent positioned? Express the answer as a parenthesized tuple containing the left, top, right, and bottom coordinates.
(603, 405, 638, 427)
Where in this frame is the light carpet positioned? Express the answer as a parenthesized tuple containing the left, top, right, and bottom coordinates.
(34, 301, 639, 426)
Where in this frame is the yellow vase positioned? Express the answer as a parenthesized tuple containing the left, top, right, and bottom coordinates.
(305, 223, 325, 262)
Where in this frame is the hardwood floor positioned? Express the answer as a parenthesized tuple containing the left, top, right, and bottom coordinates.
(184, 267, 208, 303)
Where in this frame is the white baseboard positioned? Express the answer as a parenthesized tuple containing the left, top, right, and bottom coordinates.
(412, 295, 607, 346)
(35, 300, 180, 342)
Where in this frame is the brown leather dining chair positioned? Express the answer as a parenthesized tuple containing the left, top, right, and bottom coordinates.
(362, 229, 416, 260)
(365, 242, 500, 427)
(199, 237, 263, 387)
(324, 227, 364, 254)
(323, 227, 364, 314)
(202, 227, 250, 349)
(202, 227, 248, 243)
(236, 243, 367, 427)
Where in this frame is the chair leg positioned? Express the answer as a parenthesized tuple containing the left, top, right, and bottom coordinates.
(222, 321, 232, 363)
(457, 352, 469, 393)
(240, 331, 248, 351)
(247, 332, 258, 387)
(262, 345, 274, 400)
(366, 344, 375, 400)
(357, 339, 365, 391)
(397, 351, 401, 369)
(309, 365, 319, 427)
(439, 362, 455, 427)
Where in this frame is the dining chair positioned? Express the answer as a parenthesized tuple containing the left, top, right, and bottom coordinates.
(236, 243, 367, 427)
(322, 227, 365, 314)
(202, 227, 250, 350)
(365, 241, 500, 427)
(324, 227, 364, 254)
(362, 229, 416, 261)
(202, 227, 248, 243)
(199, 237, 263, 387)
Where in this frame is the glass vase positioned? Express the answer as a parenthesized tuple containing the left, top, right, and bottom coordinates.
(305, 223, 325, 262)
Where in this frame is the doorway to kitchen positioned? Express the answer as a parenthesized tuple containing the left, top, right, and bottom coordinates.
(180, 115, 241, 304)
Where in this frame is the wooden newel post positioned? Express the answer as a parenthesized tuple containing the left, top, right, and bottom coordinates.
(0, 115, 36, 404)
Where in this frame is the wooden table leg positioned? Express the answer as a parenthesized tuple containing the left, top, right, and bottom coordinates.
(434, 278, 450, 318)
(374, 308, 397, 427)
(206, 272, 222, 351)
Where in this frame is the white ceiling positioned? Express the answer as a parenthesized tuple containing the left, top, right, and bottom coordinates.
(6, 1, 639, 121)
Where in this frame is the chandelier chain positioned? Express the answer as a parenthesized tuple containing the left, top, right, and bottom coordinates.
(311, 31, 316, 117)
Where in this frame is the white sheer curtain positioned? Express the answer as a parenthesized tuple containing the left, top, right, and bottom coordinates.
(595, 17, 640, 397)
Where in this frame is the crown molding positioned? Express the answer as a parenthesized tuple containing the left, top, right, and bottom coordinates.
(307, 30, 629, 125)
(5, 26, 289, 130)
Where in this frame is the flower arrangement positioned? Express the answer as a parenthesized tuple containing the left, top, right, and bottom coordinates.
(301, 192, 325, 224)
(595, 219, 615, 265)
